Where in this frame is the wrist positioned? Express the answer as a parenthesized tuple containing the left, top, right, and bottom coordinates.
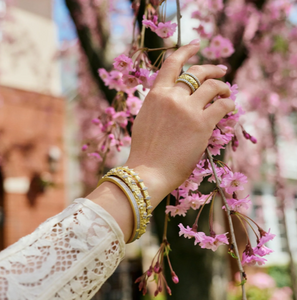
(123, 160, 173, 210)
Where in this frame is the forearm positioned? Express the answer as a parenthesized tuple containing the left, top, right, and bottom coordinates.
(86, 164, 170, 243)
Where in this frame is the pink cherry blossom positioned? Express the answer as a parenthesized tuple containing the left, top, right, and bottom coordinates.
(210, 35, 234, 58)
(122, 74, 140, 88)
(220, 171, 248, 194)
(147, 71, 159, 88)
(107, 70, 124, 91)
(138, 68, 151, 88)
(222, 195, 251, 211)
(207, 0, 224, 12)
(185, 193, 212, 210)
(226, 82, 238, 101)
(258, 228, 276, 247)
(113, 54, 134, 73)
(253, 245, 274, 257)
(98, 68, 110, 85)
(178, 224, 198, 239)
(198, 233, 229, 251)
(208, 144, 225, 156)
(191, 10, 202, 19)
(208, 129, 233, 146)
(126, 96, 142, 115)
(155, 21, 177, 38)
(202, 47, 217, 60)
(179, 179, 199, 193)
(105, 106, 115, 116)
(203, 35, 234, 59)
(122, 136, 131, 147)
(142, 17, 157, 31)
(241, 252, 267, 266)
(192, 160, 212, 181)
(248, 272, 275, 289)
(165, 202, 190, 217)
(193, 24, 212, 39)
(208, 165, 225, 183)
(113, 111, 128, 128)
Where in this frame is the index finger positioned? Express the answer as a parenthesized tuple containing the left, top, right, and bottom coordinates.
(153, 40, 200, 88)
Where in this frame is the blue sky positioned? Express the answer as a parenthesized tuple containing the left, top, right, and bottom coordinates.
(52, 0, 177, 44)
(53, 0, 77, 42)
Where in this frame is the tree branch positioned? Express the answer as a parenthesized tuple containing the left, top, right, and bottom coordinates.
(206, 148, 247, 300)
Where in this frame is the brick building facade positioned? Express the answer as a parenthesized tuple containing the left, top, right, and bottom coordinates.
(0, 86, 66, 249)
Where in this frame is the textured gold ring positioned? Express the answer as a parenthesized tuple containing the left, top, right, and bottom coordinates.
(175, 72, 201, 94)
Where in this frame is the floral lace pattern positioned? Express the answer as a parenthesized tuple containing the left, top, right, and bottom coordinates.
(0, 198, 125, 300)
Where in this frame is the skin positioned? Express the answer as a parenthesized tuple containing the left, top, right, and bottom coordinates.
(87, 41, 235, 243)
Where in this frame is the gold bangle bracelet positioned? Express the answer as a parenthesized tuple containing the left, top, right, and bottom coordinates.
(97, 176, 140, 243)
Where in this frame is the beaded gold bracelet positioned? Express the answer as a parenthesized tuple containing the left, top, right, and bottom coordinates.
(98, 167, 152, 243)
(120, 167, 153, 216)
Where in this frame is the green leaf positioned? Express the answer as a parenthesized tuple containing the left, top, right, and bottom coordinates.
(228, 251, 238, 259)
(236, 279, 247, 286)
(164, 244, 172, 256)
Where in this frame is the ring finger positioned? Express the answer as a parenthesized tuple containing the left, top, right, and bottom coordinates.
(174, 64, 228, 95)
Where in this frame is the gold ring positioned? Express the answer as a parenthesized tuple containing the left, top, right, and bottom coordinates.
(175, 72, 201, 94)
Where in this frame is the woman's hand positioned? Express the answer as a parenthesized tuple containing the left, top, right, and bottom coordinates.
(125, 40, 235, 207)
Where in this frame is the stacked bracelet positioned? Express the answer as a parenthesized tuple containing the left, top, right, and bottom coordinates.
(97, 166, 152, 243)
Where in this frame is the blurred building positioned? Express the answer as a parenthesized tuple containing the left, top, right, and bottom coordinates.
(0, 0, 68, 249)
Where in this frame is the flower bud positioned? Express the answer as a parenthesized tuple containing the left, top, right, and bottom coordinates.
(166, 286, 172, 295)
(250, 136, 257, 144)
(154, 262, 161, 273)
(81, 144, 88, 151)
(147, 266, 153, 277)
(92, 118, 100, 125)
(171, 272, 179, 284)
(242, 130, 250, 140)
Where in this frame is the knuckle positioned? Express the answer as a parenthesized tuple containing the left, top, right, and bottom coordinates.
(165, 55, 180, 68)
(216, 98, 235, 113)
(204, 78, 220, 90)
(187, 65, 203, 74)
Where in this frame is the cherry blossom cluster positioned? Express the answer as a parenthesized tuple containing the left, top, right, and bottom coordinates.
(135, 239, 178, 296)
(142, 15, 177, 38)
(99, 54, 158, 92)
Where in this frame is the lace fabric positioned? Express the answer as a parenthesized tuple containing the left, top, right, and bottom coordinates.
(0, 198, 125, 300)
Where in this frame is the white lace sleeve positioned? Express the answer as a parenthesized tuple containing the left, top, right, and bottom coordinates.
(0, 198, 125, 300)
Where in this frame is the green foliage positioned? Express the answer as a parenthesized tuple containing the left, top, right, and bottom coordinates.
(228, 286, 272, 300)
(272, 35, 289, 53)
(142, 293, 166, 300)
(228, 251, 238, 259)
(164, 244, 172, 257)
(267, 265, 292, 288)
(237, 279, 247, 286)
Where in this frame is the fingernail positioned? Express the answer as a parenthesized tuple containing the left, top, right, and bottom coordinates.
(217, 64, 228, 71)
(189, 38, 200, 45)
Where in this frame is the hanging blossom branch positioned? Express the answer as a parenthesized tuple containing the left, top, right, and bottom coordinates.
(206, 148, 247, 300)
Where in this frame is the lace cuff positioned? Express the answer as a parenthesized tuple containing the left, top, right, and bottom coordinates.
(0, 198, 125, 300)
